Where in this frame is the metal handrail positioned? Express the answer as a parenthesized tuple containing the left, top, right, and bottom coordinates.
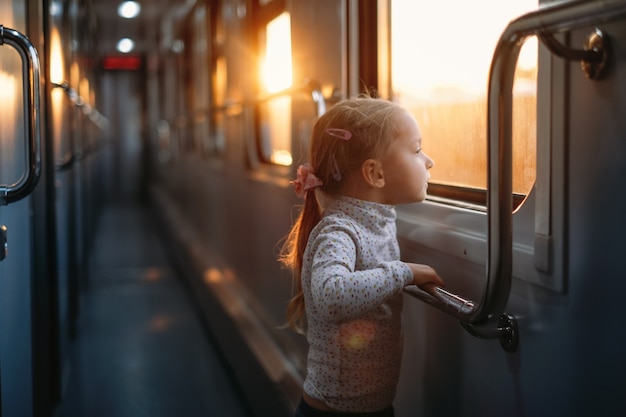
(0, 25, 42, 205)
(256, 80, 327, 117)
(52, 81, 110, 130)
(405, 0, 626, 350)
(167, 81, 328, 132)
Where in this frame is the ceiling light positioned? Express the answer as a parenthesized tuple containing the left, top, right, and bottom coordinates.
(117, 38, 135, 53)
(50, 1, 63, 17)
(118, 1, 141, 19)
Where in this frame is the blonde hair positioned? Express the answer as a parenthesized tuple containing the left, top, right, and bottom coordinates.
(280, 96, 405, 330)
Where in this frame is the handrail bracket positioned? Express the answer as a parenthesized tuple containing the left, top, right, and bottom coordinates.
(539, 27, 610, 80)
(460, 314, 518, 353)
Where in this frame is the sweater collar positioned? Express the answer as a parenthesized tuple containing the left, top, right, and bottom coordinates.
(330, 196, 397, 224)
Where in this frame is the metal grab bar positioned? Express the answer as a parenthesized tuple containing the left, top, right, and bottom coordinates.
(51, 81, 109, 170)
(256, 80, 328, 117)
(405, 0, 626, 352)
(52, 81, 110, 130)
(405, 285, 476, 316)
(178, 81, 330, 122)
(0, 25, 41, 205)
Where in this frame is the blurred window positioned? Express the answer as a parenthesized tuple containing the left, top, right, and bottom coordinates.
(258, 11, 293, 166)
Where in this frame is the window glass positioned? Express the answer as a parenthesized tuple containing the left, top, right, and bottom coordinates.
(211, 55, 227, 152)
(391, 0, 538, 195)
(258, 12, 293, 166)
(191, 4, 211, 153)
(207, 3, 230, 158)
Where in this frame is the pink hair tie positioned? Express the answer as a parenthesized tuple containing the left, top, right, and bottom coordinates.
(292, 163, 323, 199)
(325, 128, 352, 140)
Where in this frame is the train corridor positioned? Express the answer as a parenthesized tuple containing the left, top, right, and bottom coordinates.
(57, 201, 252, 417)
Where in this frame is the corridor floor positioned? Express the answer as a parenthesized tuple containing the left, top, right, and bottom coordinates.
(57, 202, 251, 417)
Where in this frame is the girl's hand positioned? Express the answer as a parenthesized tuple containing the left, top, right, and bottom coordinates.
(405, 263, 444, 289)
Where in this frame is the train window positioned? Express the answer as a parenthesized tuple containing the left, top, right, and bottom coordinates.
(190, 4, 212, 155)
(50, 25, 65, 153)
(206, 2, 230, 160)
(390, 0, 538, 202)
(214, 56, 227, 107)
(211, 55, 227, 152)
(258, 11, 293, 166)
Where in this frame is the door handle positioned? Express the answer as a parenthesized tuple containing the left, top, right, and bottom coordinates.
(405, 0, 626, 352)
(0, 25, 42, 205)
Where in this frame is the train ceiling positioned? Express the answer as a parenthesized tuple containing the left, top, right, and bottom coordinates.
(91, 0, 194, 56)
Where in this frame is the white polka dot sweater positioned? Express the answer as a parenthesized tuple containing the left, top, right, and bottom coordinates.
(301, 196, 413, 412)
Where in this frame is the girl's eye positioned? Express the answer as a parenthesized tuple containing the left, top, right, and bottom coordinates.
(416, 148, 422, 154)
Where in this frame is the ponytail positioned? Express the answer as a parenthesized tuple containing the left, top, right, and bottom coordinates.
(280, 192, 322, 331)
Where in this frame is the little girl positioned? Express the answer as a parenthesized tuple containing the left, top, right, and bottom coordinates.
(280, 96, 444, 417)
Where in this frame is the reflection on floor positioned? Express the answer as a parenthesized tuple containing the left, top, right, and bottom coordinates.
(57, 202, 251, 417)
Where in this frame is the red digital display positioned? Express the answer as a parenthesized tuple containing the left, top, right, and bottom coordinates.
(102, 56, 142, 70)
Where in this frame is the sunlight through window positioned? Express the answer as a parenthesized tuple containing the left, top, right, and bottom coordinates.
(259, 12, 293, 166)
(391, 0, 538, 195)
(261, 12, 292, 93)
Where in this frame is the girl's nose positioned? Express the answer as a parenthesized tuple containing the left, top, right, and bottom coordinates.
(424, 152, 434, 169)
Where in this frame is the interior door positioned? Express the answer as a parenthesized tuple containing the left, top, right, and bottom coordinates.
(0, 0, 57, 415)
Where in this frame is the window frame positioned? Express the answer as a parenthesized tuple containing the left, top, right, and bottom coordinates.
(375, 0, 539, 210)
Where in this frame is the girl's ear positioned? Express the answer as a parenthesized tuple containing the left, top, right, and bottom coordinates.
(361, 159, 385, 188)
